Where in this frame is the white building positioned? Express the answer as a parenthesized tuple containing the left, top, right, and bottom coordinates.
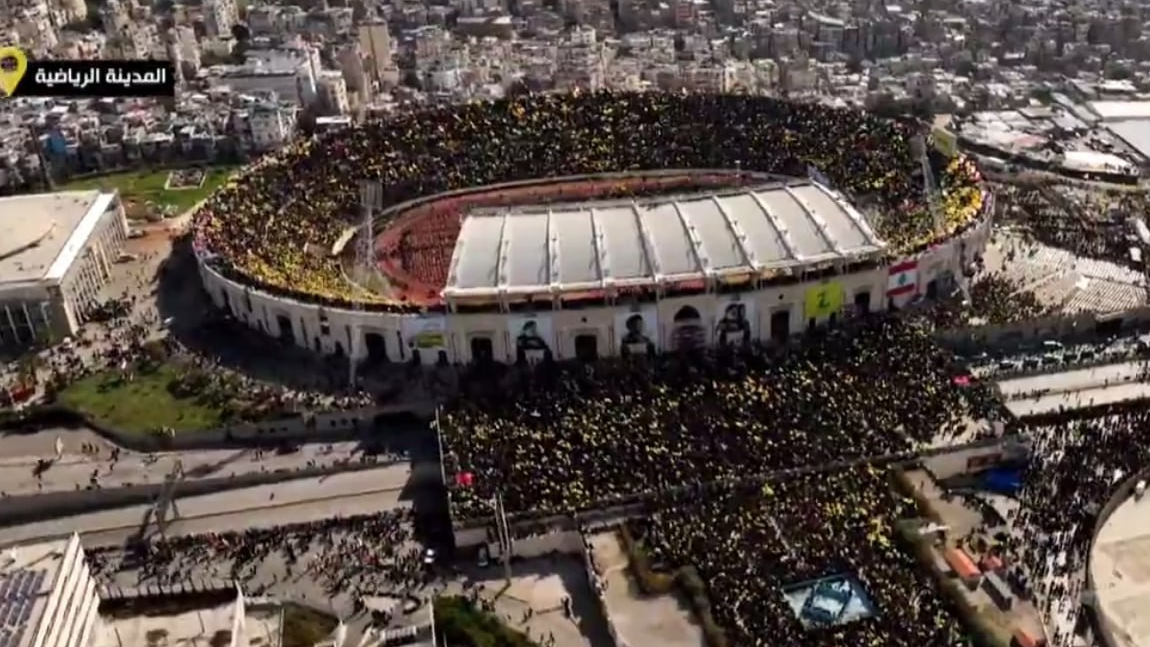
(238, 103, 298, 151)
(316, 71, 350, 116)
(207, 47, 320, 106)
(0, 191, 127, 348)
(357, 22, 392, 90)
(0, 534, 100, 647)
(204, 0, 239, 37)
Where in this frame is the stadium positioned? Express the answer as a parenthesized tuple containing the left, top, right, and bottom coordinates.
(191, 92, 995, 365)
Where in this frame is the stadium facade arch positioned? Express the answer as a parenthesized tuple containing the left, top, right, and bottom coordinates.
(195, 171, 994, 366)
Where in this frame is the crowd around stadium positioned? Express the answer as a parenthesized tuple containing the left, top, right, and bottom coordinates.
(193, 92, 985, 307)
(632, 466, 963, 647)
(440, 317, 996, 520)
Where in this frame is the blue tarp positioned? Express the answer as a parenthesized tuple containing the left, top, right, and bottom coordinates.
(982, 467, 1023, 496)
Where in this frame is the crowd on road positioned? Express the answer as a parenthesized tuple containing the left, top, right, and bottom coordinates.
(87, 509, 426, 612)
(633, 465, 963, 647)
(194, 92, 985, 307)
(440, 317, 995, 520)
(1005, 407, 1150, 644)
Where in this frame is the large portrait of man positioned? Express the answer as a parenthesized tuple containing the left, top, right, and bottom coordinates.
(515, 319, 552, 364)
(621, 313, 655, 357)
(716, 302, 751, 347)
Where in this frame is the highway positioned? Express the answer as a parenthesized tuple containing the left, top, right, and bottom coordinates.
(0, 463, 426, 547)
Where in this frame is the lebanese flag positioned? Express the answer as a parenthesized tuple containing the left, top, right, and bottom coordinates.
(887, 259, 918, 297)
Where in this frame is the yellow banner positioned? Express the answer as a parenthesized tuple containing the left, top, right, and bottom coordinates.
(932, 128, 958, 158)
(804, 282, 844, 320)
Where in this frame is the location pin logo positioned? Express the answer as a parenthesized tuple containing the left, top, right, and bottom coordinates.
(0, 47, 28, 97)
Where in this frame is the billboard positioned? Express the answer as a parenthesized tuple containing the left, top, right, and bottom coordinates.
(715, 296, 756, 347)
(803, 282, 844, 320)
(507, 313, 554, 364)
(616, 306, 658, 356)
(401, 315, 446, 354)
(932, 127, 958, 158)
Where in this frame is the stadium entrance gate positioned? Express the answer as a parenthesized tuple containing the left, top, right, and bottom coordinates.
(771, 310, 790, 343)
(276, 315, 294, 345)
(854, 291, 871, 313)
(470, 336, 494, 363)
(575, 334, 598, 362)
(365, 332, 388, 362)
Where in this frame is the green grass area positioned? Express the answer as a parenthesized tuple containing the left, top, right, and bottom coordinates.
(434, 596, 541, 647)
(57, 362, 228, 435)
(58, 165, 238, 219)
(282, 603, 339, 647)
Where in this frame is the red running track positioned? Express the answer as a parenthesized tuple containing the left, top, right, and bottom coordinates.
(375, 173, 759, 306)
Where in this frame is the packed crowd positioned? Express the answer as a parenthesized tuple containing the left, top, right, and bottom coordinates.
(998, 185, 1136, 269)
(194, 92, 985, 307)
(441, 317, 988, 520)
(919, 272, 1049, 328)
(631, 465, 963, 647)
(87, 510, 425, 608)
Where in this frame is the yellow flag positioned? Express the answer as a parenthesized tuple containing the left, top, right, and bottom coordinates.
(803, 282, 844, 320)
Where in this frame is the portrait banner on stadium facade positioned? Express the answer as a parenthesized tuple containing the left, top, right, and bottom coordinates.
(616, 306, 658, 357)
(803, 282, 844, 320)
(507, 313, 554, 365)
(715, 296, 756, 347)
(401, 315, 447, 354)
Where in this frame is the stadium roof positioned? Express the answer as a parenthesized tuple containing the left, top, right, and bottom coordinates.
(442, 181, 885, 299)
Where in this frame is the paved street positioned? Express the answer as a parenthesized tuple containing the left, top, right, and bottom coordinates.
(997, 361, 1148, 400)
(0, 427, 368, 497)
(0, 462, 427, 546)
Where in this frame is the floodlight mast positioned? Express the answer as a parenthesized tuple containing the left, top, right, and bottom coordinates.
(352, 181, 381, 386)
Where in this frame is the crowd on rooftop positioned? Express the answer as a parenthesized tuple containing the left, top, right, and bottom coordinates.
(87, 509, 425, 610)
(440, 316, 993, 521)
(194, 92, 985, 309)
(632, 466, 963, 647)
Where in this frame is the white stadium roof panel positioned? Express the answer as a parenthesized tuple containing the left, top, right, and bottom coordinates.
(641, 201, 699, 277)
(450, 215, 503, 290)
(597, 205, 652, 282)
(553, 209, 598, 286)
(677, 198, 747, 272)
(503, 211, 549, 289)
(720, 192, 798, 264)
(443, 181, 886, 298)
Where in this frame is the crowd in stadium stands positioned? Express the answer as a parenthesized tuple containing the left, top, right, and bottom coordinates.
(88, 509, 425, 611)
(440, 316, 995, 520)
(194, 92, 984, 308)
(632, 467, 964, 647)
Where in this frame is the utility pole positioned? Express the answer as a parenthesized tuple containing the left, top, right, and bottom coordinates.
(493, 491, 513, 583)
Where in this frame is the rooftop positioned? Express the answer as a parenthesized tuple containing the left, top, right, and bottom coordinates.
(1092, 491, 1150, 647)
(0, 191, 114, 286)
(442, 181, 884, 299)
(0, 536, 72, 647)
(96, 598, 282, 647)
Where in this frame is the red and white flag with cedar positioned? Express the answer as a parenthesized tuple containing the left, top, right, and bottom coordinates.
(887, 259, 919, 297)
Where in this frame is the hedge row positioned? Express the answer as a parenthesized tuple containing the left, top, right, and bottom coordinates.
(434, 595, 541, 647)
(618, 525, 728, 647)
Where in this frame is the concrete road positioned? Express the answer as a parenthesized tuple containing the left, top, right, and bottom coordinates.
(0, 463, 425, 547)
(1004, 384, 1150, 418)
(997, 362, 1147, 400)
(0, 429, 366, 498)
